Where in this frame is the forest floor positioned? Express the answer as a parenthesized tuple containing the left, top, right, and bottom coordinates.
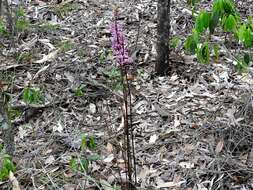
(0, 0, 253, 189)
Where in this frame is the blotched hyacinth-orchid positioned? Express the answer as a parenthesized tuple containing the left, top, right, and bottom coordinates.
(110, 10, 133, 66)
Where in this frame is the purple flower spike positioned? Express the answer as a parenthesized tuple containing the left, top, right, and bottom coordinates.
(110, 11, 133, 66)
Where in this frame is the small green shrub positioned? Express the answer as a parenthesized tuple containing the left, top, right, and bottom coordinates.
(0, 18, 7, 35)
(170, 36, 180, 49)
(184, 29, 199, 54)
(22, 87, 42, 104)
(0, 152, 16, 181)
(37, 22, 60, 33)
(98, 48, 112, 64)
(8, 108, 22, 120)
(15, 7, 30, 32)
(196, 42, 210, 64)
(16, 52, 34, 63)
(184, 0, 253, 70)
(105, 67, 123, 91)
(74, 85, 85, 97)
(53, 3, 78, 18)
(58, 40, 74, 52)
(69, 134, 100, 173)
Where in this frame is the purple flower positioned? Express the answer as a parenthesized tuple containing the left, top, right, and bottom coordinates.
(110, 12, 133, 66)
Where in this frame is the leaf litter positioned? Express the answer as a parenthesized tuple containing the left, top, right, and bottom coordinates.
(0, 0, 253, 189)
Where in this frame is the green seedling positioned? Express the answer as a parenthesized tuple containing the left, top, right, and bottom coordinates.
(8, 108, 22, 120)
(22, 87, 42, 104)
(15, 19, 29, 31)
(0, 153, 16, 181)
(16, 52, 34, 63)
(88, 135, 96, 150)
(195, 10, 210, 33)
(105, 67, 123, 91)
(74, 85, 85, 97)
(38, 22, 59, 32)
(0, 18, 7, 35)
(53, 3, 78, 18)
(81, 134, 97, 150)
(70, 134, 100, 173)
(81, 134, 87, 150)
(213, 44, 219, 63)
(98, 48, 112, 64)
(236, 60, 248, 72)
(185, 29, 199, 54)
(59, 40, 74, 52)
(237, 24, 253, 48)
(184, 0, 253, 71)
(77, 49, 86, 57)
(15, 7, 30, 32)
(197, 42, 210, 64)
(236, 52, 251, 72)
(170, 36, 180, 49)
(99, 48, 107, 64)
(223, 14, 237, 32)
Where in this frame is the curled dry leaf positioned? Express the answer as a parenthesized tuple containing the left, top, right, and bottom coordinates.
(215, 139, 224, 154)
(9, 171, 20, 190)
(34, 49, 59, 64)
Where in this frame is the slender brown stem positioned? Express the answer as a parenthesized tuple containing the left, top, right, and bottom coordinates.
(126, 73, 137, 184)
(120, 66, 132, 189)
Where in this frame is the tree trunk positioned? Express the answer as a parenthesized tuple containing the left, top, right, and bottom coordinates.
(0, 0, 2, 16)
(0, 92, 15, 156)
(156, 0, 171, 75)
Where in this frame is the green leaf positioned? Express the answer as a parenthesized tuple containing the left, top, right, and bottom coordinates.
(213, 0, 224, 16)
(0, 167, 9, 181)
(88, 154, 101, 161)
(0, 156, 16, 181)
(69, 158, 78, 172)
(236, 60, 248, 72)
(184, 30, 199, 54)
(197, 42, 210, 64)
(213, 44, 219, 61)
(209, 10, 220, 34)
(238, 24, 253, 48)
(81, 134, 87, 150)
(222, 0, 236, 15)
(3, 157, 15, 172)
(15, 19, 29, 31)
(185, 36, 197, 54)
(0, 19, 6, 35)
(88, 135, 96, 150)
(243, 53, 251, 65)
(224, 14, 237, 32)
(0, 144, 3, 152)
(170, 37, 180, 49)
(16, 7, 26, 17)
(243, 28, 253, 48)
(22, 87, 42, 104)
(79, 158, 89, 172)
(74, 85, 85, 97)
(195, 11, 210, 33)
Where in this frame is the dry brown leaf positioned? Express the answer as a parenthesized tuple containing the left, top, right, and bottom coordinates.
(179, 162, 194, 169)
(103, 154, 114, 163)
(215, 139, 224, 154)
(9, 171, 20, 190)
(63, 184, 76, 190)
(34, 49, 59, 64)
(106, 142, 114, 153)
